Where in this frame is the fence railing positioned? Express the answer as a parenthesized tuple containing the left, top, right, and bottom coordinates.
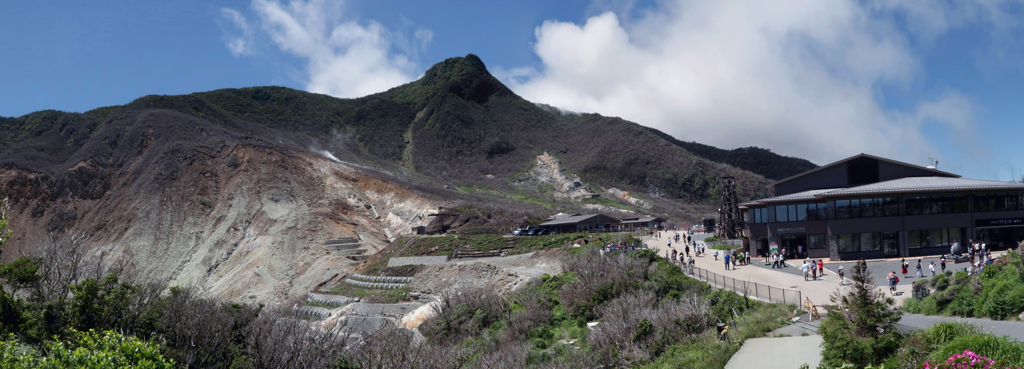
(684, 264, 802, 306)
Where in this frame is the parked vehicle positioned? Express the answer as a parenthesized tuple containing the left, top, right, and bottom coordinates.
(513, 229, 528, 236)
(528, 228, 547, 236)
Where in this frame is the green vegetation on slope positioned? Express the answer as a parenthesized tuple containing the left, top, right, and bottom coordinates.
(414, 248, 791, 368)
(904, 249, 1024, 320)
(818, 260, 1024, 368)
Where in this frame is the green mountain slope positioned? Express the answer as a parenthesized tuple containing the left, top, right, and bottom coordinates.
(1, 54, 812, 207)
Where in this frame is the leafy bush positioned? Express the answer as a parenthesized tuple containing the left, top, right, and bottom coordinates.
(927, 335, 1024, 365)
(931, 274, 950, 291)
(0, 330, 173, 368)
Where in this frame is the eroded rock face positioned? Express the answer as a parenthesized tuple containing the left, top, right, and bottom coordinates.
(0, 145, 439, 305)
(517, 152, 593, 199)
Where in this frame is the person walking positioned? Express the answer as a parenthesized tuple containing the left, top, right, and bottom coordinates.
(714, 249, 719, 261)
(802, 261, 810, 281)
(916, 259, 923, 277)
(811, 260, 818, 280)
(901, 259, 908, 278)
(724, 252, 731, 270)
(838, 266, 846, 285)
(779, 253, 786, 268)
(771, 253, 779, 269)
(940, 255, 947, 273)
(817, 260, 824, 276)
(745, 251, 751, 265)
(887, 271, 898, 295)
(859, 259, 868, 275)
(929, 261, 936, 276)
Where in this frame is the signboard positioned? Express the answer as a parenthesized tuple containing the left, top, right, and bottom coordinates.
(976, 218, 1024, 228)
(776, 227, 806, 235)
(769, 242, 779, 254)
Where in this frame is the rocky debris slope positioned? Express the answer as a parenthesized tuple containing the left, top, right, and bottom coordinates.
(517, 152, 594, 199)
(1, 141, 440, 304)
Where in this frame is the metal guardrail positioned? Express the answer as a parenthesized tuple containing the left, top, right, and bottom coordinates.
(684, 264, 802, 306)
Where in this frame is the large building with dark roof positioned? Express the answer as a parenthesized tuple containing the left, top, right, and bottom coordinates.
(741, 154, 1024, 261)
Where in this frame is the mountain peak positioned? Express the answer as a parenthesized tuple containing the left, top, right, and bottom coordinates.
(415, 54, 512, 104)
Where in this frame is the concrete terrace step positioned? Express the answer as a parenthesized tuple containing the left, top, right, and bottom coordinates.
(350, 274, 414, 284)
(307, 293, 356, 307)
(344, 279, 407, 289)
(347, 255, 371, 261)
(335, 249, 367, 256)
(324, 238, 359, 245)
(324, 243, 362, 251)
(292, 305, 331, 319)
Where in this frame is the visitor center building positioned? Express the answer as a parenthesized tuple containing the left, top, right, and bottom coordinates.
(741, 154, 1024, 261)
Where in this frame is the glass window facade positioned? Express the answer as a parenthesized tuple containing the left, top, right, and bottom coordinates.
(908, 228, 964, 248)
(808, 234, 826, 249)
(747, 192, 1023, 224)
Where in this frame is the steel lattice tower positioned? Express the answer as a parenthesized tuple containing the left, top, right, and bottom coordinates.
(718, 176, 743, 239)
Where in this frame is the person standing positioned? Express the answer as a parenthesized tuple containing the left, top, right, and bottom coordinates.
(929, 261, 936, 276)
(745, 251, 751, 265)
(887, 271, 898, 295)
(838, 266, 846, 285)
(714, 249, 719, 261)
(940, 255, 947, 273)
(901, 258, 908, 278)
(685, 244, 691, 258)
(802, 261, 810, 281)
(798, 245, 803, 259)
(817, 260, 824, 276)
(724, 252, 731, 270)
(860, 259, 868, 275)
(916, 259, 923, 277)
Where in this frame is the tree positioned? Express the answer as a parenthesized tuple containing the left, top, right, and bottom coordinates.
(820, 263, 903, 367)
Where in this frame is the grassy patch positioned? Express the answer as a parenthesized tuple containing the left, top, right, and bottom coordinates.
(580, 196, 634, 211)
(328, 284, 413, 304)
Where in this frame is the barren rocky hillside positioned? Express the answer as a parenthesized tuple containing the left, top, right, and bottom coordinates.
(0, 54, 814, 304)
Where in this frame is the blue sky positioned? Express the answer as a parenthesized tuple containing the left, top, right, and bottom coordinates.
(2, 0, 1022, 181)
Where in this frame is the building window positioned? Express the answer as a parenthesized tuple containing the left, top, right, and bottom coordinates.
(838, 234, 856, 253)
(850, 199, 861, 218)
(768, 206, 776, 222)
(788, 205, 797, 223)
(776, 206, 788, 222)
(861, 198, 875, 218)
(797, 204, 808, 222)
(808, 234, 826, 249)
(860, 232, 879, 251)
(883, 198, 900, 216)
(836, 200, 850, 219)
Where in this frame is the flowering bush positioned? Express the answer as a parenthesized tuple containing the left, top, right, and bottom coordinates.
(923, 350, 1022, 369)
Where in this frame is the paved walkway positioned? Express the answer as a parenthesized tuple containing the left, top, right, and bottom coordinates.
(647, 232, 847, 306)
(725, 336, 822, 369)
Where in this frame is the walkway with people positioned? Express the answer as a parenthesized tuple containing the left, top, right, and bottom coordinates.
(645, 231, 847, 306)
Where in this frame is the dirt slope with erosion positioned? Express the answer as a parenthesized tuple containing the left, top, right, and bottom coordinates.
(0, 110, 444, 304)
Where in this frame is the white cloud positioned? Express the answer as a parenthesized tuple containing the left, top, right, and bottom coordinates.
(218, 8, 256, 57)
(242, 0, 430, 98)
(505, 0, 1017, 166)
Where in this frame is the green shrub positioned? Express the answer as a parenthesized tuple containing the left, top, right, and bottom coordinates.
(0, 330, 174, 368)
(943, 288, 977, 317)
(931, 274, 950, 291)
(952, 271, 969, 285)
(927, 334, 1024, 365)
